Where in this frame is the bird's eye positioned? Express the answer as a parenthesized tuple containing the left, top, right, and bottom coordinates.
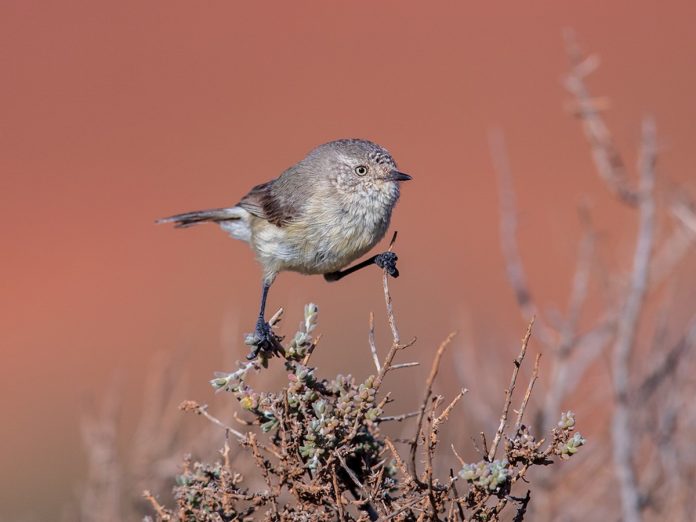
(355, 165, 368, 176)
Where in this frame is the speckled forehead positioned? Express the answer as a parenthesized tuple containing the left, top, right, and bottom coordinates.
(310, 140, 397, 169)
(367, 149, 397, 168)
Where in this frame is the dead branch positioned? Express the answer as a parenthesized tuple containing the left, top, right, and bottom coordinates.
(409, 332, 457, 476)
(488, 319, 534, 461)
(610, 116, 656, 522)
(143, 491, 171, 521)
(563, 29, 638, 206)
(368, 312, 381, 373)
(637, 317, 696, 401)
(489, 128, 555, 348)
(515, 353, 542, 434)
(178, 401, 248, 442)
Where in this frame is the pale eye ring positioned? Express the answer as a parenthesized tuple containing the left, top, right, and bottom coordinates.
(354, 165, 368, 176)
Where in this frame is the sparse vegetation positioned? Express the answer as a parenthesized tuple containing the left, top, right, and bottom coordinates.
(141, 271, 583, 521)
(75, 34, 696, 522)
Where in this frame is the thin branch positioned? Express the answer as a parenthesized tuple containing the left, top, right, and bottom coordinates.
(649, 210, 695, 288)
(373, 249, 418, 390)
(409, 332, 456, 476)
(380, 496, 427, 521)
(332, 470, 346, 521)
(611, 116, 657, 522)
(268, 307, 284, 327)
(514, 353, 542, 433)
(671, 198, 696, 236)
(374, 337, 417, 391)
(179, 401, 248, 442)
(385, 437, 412, 483)
(336, 451, 366, 493)
(368, 312, 381, 373)
(449, 469, 467, 521)
(378, 411, 420, 423)
(301, 333, 321, 366)
(432, 389, 467, 434)
(488, 319, 534, 461)
(143, 490, 171, 521)
(390, 362, 419, 370)
(637, 317, 696, 401)
(451, 445, 466, 468)
(560, 210, 596, 356)
(383, 270, 400, 346)
(541, 219, 596, 431)
(563, 29, 638, 206)
(489, 128, 555, 348)
(423, 395, 441, 518)
(561, 318, 616, 395)
(249, 433, 279, 518)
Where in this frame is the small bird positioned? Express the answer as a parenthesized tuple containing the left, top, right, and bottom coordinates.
(158, 139, 411, 358)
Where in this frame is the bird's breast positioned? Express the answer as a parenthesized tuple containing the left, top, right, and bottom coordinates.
(250, 189, 397, 276)
(294, 197, 392, 273)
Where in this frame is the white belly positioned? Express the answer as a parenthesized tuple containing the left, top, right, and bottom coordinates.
(250, 204, 391, 277)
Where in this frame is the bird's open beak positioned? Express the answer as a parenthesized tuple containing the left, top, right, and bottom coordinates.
(388, 170, 413, 182)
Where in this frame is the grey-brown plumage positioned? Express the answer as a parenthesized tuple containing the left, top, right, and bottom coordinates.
(158, 138, 411, 358)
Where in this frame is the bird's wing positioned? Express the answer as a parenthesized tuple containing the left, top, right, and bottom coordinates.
(238, 180, 299, 227)
(238, 163, 316, 227)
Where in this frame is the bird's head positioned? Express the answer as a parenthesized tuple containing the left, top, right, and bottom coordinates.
(307, 139, 411, 207)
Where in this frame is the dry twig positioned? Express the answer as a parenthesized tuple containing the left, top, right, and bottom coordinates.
(610, 117, 656, 522)
(514, 353, 541, 434)
(410, 332, 457, 476)
(488, 319, 534, 461)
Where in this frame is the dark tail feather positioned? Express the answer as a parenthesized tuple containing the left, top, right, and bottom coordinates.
(156, 208, 241, 228)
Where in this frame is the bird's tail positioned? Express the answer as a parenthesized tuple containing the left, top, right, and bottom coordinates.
(157, 206, 252, 242)
(156, 207, 242, 228)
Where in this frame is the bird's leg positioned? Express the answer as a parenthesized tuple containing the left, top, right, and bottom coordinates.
(246, 282, 284, 360)
(324, 252, 400, 282)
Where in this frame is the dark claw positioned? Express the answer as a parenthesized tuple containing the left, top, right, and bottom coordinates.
(374, 252, 399, 278)
(246, 317, 285, 360)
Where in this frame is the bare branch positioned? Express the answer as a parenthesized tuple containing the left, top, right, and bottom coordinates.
(332, 471, 346, 521)
(390, 362, 419, 370)
(373, 255, 419, 391)
(382, 273, 400, 346)
(143, 491, 171, 521)
(378, 411, 419, 423)
(672, 198, 696, 236)
(432, 389, 467, 434)
(248, 433, 279, 518)
(489, 128, 555, 348)
(542, 217, 596, 429)
(648, 194, 696, 288)
(409, 332, 457, 476)
(514, 353, 542, 433)
(563, 29, 638, 206)
(489, 319, 534, 461)
(451, 445, 466, 468)
(561, 211, 596, 355)
(611, 116, 657, 522)
(385, 437, 412, 483)
(178, 401, 248, 442)
(368, 312, 381, 373)
(637, 317, 696, 401)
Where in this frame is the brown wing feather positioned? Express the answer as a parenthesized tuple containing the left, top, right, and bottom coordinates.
(238, 181, 297, 227)
(237, 161, 315, 227)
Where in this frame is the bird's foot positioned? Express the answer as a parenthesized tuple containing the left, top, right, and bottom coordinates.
(374, 251, 399, 278)
(245, 317, 285, 361)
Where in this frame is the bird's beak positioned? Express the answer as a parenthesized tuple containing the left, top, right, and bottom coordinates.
(388, 170, 413, 182)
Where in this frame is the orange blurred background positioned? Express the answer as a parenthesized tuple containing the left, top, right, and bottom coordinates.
(2, 1, 695, 519)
